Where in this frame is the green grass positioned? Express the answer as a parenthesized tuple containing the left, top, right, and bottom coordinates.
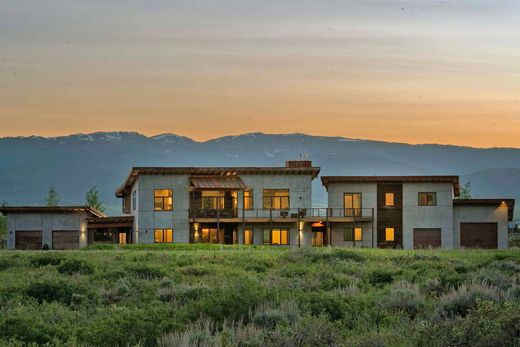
(1, 246, 520, 346)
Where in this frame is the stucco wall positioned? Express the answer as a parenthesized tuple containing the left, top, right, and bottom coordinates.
(7, 212, 88, 250)
(402, 182, 454, 250)
(453, 204, 509, 249)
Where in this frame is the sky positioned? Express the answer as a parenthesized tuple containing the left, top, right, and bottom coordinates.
(1, 0, 520, 148)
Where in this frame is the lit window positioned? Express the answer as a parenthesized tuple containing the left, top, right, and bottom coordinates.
(312, 232, 324, 246)
(385, 193, 395, 207)
(385, 228, 395, 241)
(263, 190, 289, 210)
(201, 191, 224, 210)
(263, 228, 289, 245)
(244, 228, 253, 245)
(344, 193, 362, 216)
(344, 227, 363, 241)
(154, 229, 173, 243)
(418, 192, 437, 206)
(154, 190, 173, 211)
(244, 190, 254, 210)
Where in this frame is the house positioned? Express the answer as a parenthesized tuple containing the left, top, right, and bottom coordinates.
(0, 206, 105, 250)
(114, 160, 325, 246)
(321, 176, 515, 249)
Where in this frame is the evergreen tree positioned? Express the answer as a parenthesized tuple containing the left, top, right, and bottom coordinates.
(86, 186, 105, 212)
(460, 182, 472, 199)
(45, 185, 60, 206)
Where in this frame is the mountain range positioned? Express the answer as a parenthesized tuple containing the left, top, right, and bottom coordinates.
(0, 131, 519, 221)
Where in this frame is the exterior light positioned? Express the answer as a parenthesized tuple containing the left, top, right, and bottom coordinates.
(312, 221, 324, 228)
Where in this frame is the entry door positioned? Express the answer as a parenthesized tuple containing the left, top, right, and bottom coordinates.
(312, 232, 324, 246)
(119, 233, 127, 245)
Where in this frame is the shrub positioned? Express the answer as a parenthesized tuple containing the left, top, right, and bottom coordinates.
(26, 279, 78, 305)
(291, 315, 342, 347)
(0, 258, 13, 271)
(158, 284, 211, 304)
(367, 269, 395, 286)
(57, 259, 94, 275)
(302, 291, 348, 321)
(29, 254, 63, 267)
(310, 249, 364, 263)
(128, 264, 165, 280)
(103, 278, 131, 304)
(251, 301, 300, 329)
(438, 282, 504, 317)
(179, 265, 208, 277)
(383, 281, 422, 319)
(158, 318, 217, 347)
(221, 321, 265, 347)
(421, 278, 444, 296)
(245, 262, 269, 273)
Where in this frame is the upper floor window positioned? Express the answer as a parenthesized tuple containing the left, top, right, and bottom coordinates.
(263, 189, 289, 210)
(132, 191, 137, 211)
(244, 190, 254, 210)
(154, 189, 173, 211)
(344, 193, 362, 216)
(418, 192, 437, 206)
(154, 229, 173, 243)
(201, 191, 224, 210)
(385, 193, 395, 207)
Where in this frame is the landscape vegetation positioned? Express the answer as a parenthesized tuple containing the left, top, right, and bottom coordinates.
(1, 246, 520, 346)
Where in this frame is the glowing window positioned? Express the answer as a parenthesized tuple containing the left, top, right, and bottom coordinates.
(244, 190, 254, 210)
(244, 229, 253, 245)
(154, 229, 173, 243)
(263, 228, 289, 245)
(263, 190, 289, 210)
(344, 227, 363, 241)
(385, 228, 395, 242)
(385, 193, 395, 207)
(154, 189, 173, 211)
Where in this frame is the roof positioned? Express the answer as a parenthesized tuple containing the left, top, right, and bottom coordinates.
(116, 166, 321, 197)
(86, 215, 134, 228)
(321, 175, 461, 196)
(190, 176, 247, 189)
(454, 199, 515, 222)
(0, 206, 106, 218)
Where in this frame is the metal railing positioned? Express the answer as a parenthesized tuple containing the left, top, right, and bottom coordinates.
(189, 208, 373, 220)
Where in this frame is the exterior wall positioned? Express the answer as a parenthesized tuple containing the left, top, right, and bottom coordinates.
(327, 182, 376, 247)
(453, 204, 509, 249)
(402, 183, 454, 250)
(7, 212, 88, 250)
(136, 174, 190, 244)
(130, 179, 139, 243)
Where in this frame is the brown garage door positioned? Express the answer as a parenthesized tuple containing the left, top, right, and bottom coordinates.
(413, 228, 442, 249)
(460, 223, 498, 249)
(15, 231, 42, 250)
(52, 231, 80, 250)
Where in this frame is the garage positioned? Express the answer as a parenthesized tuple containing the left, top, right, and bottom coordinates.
(52, 230, 80, 250)
(413, 228, 441, 249)
(15, 231, 42, 250)
(460, 223, 498, 249)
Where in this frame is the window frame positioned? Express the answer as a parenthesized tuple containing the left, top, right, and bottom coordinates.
(385, 192, 395, 207)
(344, 227, 363, 242)
(262, 189, 290, 210)
(418, 192, 437, 206)
(243, 190, 254, 210)
(344, 193, 362, 217)
(154, 189, 173, 211)
(263, 227, 290, 245)
(154, 229, 173, 243)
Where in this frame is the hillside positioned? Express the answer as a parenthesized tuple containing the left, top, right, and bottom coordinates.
(0, 132, 519, 219)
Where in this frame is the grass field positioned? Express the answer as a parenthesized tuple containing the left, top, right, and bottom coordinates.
(1, 245, 520, 346)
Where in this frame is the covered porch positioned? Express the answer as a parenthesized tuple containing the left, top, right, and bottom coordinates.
(86, 216, 134, 245)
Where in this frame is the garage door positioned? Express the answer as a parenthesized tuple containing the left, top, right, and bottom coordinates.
(52, 231, 80, 250)
(413, 228, 442, 249)
(460, 223, 497, 249)
(15, 231, 42, 250)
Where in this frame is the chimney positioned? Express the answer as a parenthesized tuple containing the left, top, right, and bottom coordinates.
(285, 160, 312, 168)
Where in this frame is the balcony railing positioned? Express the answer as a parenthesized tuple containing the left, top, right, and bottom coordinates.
(189, 208, 373, 220)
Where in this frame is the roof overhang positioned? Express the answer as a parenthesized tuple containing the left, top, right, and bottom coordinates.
(190, 176, 246, 190)
(0, 206, 106, 218)
(454, 199, 515, 222)
(321, 175, 461, 196)
(116, 166, 320, 197)
(86, 216, 134, 229)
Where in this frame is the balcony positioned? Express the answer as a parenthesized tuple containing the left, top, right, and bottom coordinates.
(188, 208, 373, 223)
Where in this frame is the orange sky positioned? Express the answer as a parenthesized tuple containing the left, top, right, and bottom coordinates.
(1, 1, 519, 148)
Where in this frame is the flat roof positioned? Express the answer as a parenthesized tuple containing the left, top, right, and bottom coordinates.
(321, 175, 461, 196)
(0, 206, 106, 218)
(454, 199, 515, 221)
(116, 166, 321, 197)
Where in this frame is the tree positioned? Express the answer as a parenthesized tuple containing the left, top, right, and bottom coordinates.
(45, 185, 60, 206)
(85, 186, 105, 213)
(460, 182, 472, 199)
(0, 201, 6, 239)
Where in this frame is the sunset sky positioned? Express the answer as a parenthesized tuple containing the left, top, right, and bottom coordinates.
(1, 0, 520, 147)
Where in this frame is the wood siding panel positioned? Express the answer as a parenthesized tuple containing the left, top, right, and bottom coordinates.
(15, 231, 42, 250)
(413, 228, 442, 248)
(52, 230, 80, 250)
(377, 183, 403, 248)
(460, 223, 498, 249)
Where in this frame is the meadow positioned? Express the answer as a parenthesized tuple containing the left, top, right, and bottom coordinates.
(0, 245, 520, 346)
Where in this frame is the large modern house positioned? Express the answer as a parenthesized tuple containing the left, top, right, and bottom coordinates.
(0, 160, 515, 250)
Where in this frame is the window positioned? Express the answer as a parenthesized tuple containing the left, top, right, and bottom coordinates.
(201, 191, 224, 210)
(263, 228, 289, 245)
(263, 190, 289, 210)
(132, 191, 137, 211)
(154, 189, 173, 211)
(312, 232, 324, 246)
(385, 228, 395, 241)
(385, 193, 395, 207)
(344, 193, 362, 216)
(244, 190, 253, 210)
(154, 229, 173, 243)
(418, 192, 437, 206)
(243, 228, 253, 245)
(344, 227, 363, 241)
